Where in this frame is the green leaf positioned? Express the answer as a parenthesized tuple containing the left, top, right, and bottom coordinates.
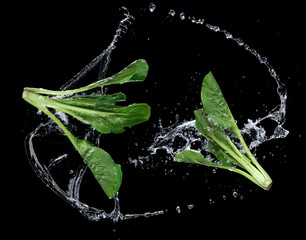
(205, 141, 243, 168)
(175, 149, 220, 167)
(24, 59, 149, 96)
(75, 139, 122, 199)
(175, 149, 263, 189)
(103, 59, 149, 86)
(193, 109, 242, 168)
(175, 149, 240, 172)
(54, 93, 127, 109)
(201, 72, 238, 134)
(194, 109, 228, 144)
(38, 93, 151, 134)
(56, 102, 150, 134)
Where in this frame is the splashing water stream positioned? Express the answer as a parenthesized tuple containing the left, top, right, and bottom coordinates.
(24, 4, 288, 222)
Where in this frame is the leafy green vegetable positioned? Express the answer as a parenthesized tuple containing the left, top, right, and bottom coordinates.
(27, 91, 150, 134)
(175, 150, 258, 185)
(76, 139, 122, 199)
(23, 59, 151, 198)
(25, 59, 149, 96)
(175, 72, 272, 190)
(176, 149, 218, 167)
(201, 72, 237, 133)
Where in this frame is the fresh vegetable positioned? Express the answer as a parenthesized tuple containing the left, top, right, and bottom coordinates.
(175, 72, 272, 190)
(23, 59, 151, 198)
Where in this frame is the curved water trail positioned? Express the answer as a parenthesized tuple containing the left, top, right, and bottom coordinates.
(148, 13, 288, 157)
(25, 7, 164, 222)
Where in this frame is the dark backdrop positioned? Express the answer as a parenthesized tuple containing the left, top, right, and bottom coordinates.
(8, 1, 302, 238)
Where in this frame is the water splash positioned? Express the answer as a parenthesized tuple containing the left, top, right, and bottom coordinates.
(26, 124, 164, 222)
(24, 4, 287, 222)
(198, 19, 289, 147)
(149, 2, 156, 12)
(144, 13, 288, 162)
(180, 12, 185, 20)
(169, 9, 176, 17)
(59, 6, 134, 93)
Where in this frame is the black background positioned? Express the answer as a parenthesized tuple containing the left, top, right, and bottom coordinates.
(8, 1, 303, 238)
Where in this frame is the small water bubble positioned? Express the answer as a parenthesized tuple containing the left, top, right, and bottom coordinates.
(208, 199, 215, 205)
(260, 57, 268, 64)
(176, 206, 181, 213)
(236, 39, 244, 46)
(232, 191, 238, 198)
(169, 9, 175, 16)
(224, 31, 232, 39)
(180, 12, 185, 20)
(190, 16, 196, 23)
(187, 204, 194, 210)
(222, 195, 227, 200)
(149, 2, 156, 12)
(206, 24, 219, 32)
(197, 19, 204, 24)
(212, 25, 219, 31)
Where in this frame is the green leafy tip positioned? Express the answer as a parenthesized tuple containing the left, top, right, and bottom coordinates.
(76, 139, 122, 199)
(24, 59, 149, 96)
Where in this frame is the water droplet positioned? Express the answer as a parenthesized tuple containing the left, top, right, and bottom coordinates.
(187, 204, 194, 210)
(180, 12, 185, 20)
(169, 9, 175, 16)
(260, 57, 268, 64)
(232, 191, 238, 198)
(206, 24, 219, 32)
(223, 31, 232, 39)
(222, 195, 227, 200)
(176, 206, 181, 213)
(208, 199, 215, 205)
(236, 39, 244, 46)
(149, 2, 156, 12)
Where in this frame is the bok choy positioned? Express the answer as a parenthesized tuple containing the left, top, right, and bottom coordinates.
(175, 72, 272, 190)
(23, 59, 151, 198)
